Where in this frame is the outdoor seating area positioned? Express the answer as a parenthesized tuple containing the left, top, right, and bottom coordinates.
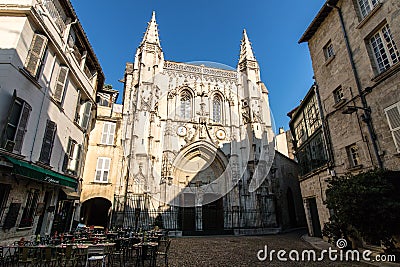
(0, 227, 171, 267)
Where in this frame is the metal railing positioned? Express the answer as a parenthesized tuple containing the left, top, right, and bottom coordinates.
(42, 0, 67, 33)
(111, 195, 278, 231)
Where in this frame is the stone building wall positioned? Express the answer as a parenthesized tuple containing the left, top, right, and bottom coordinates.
(297, 0, 400, 236)
(307, 0, 400, 174)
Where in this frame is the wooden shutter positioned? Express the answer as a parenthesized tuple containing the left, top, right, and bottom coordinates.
(95, 158, 103, 182)
(53, 66, 69, 102)
(79, 101, 92, 130)
(108, 123, 116, 145)
(68, 143, 81, 174)
(62, 138, 72, 172)
(39, 120, 57, 164)
(103, 158, 110, 182)
(101, 123, 110, 144)
(13, 102, 32, 153)
(25, 33, 48, 77)
(74, 90, 81, 122)
(385, 103, 400, 152)
(1, 90, 17, 149)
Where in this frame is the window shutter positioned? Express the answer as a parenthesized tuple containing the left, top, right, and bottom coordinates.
(67, 143, 81, 174)
(1, 90, 17, 149)
(103, 158, 110, 182)
(53, 66, 69, 102)
(108, 123, 116, 145)
(25, 33, 48, 77)
(62, 138, 72, 172)
(39, 120, 57, 164)
(74, 90, 81, 122)
(101, 123, 110, 144)
(95, 158, 103, 182)
(385, 104, 400, 152)
(13, 102, 32, 153)
(79, 101, 92, 130)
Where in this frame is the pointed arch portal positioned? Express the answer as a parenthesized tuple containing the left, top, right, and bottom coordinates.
(172, 141, 227, 233)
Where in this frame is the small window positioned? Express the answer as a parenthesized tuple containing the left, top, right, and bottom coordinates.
(384, 102, 400, 152)
(333, 86, 344, 103)
(369, 24, 400, 74)
(357, 0, 379, 19)
(347, 144, 361, 167)
(101, 122, 116, 145)
(323, 41, 335, 61)
(95, 157, 110, 183)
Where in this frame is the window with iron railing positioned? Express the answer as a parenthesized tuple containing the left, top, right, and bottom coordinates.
(42, 0, 67, 33)
(0, 183, 11, 225)
(19, 190, 39, 228)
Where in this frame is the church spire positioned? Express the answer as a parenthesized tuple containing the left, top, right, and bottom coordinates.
(239, 29, 256, 63)
(141, 11, 160, 46)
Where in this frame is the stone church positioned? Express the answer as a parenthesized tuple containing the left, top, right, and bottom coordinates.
(113, 12, 305, 234)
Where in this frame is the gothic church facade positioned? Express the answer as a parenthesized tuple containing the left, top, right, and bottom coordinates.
(115, 12, 303, 234)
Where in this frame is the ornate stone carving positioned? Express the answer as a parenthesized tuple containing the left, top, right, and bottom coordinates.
(163, 61, 237, 80)
(253, 110, 262, 123)
(167, 89, 176, 99)
(242, 109, 250, 124)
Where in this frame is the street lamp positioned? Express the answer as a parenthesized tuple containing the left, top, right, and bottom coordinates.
(341, 105, 383, 169)
(342, 106, 371, 115)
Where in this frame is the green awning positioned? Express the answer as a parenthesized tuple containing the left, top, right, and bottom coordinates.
(2, 155, 78, 189)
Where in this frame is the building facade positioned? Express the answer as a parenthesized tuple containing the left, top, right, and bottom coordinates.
(80, 86, 124, 228)
(294, 0, 400, 236)
(288, 85, 330, 237)
(0, 0, 104, 242)
(112, 12, 305, 235)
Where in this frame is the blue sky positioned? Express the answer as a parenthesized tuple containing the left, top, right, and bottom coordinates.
(70, 0, 326, 132)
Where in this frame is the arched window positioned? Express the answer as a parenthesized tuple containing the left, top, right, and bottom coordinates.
(213, 95, 222, 123)
(180, 91, 191, 119)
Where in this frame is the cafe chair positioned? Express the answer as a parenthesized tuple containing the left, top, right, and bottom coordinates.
(17, 247, 36, 267)
(85, 246, 108, 267)
(40, 247, 58, 267)
(58, 245, 76, 267)
(74, 247, 88, 267)
(109, 240, 123, 267)
(156, 239, 171, 267)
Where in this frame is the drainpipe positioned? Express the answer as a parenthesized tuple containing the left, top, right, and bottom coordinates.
(327, 3, 383, 169)
(29, 51, 57, 162)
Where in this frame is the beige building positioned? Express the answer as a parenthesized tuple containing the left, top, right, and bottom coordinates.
(293, 0, 400, 236)
(80, 86, 124, 228)
(0, 0, 104, 242)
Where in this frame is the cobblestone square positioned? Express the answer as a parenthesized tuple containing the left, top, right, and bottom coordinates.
(165, 230, 369, 267)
